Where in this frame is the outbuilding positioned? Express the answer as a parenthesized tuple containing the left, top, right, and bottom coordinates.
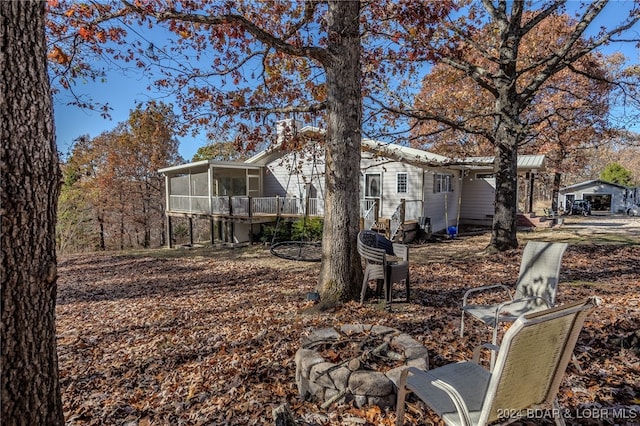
(558, 180, 631, 214)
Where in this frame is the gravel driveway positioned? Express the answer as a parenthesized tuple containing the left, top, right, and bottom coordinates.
(558, 213, 640, 237)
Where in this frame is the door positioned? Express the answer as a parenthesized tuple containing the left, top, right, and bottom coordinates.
(364, 173, 382, 214)
(247, 169, 260, 198)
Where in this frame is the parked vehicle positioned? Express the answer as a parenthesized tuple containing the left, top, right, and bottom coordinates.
(570, 200, 591, 216)
(627, 204, 639, 217)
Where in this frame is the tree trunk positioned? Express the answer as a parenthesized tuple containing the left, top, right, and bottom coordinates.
(317, 0, 363, 305)
(98, 216, 106, 250)
(551, 171, 562, 212)
(1, 2, 65, 424)
(490, 138, 519, 251)
(490, 88, 520, 251)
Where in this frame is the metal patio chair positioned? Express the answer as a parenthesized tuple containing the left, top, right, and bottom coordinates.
(460, 241, 569, 346)
(396, 297, 600, 426)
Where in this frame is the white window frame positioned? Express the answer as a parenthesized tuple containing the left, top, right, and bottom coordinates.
(396, 173, 408, 194)
(434, 173, 454, 193)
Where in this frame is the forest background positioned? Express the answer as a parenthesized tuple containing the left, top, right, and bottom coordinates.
(3, 2, 640, 424)
(49, 1, 640, 254)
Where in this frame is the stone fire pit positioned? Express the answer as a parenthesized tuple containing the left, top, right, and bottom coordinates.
(295, 324, 428, 409)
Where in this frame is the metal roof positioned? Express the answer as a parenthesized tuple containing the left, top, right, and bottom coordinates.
(464, 155, 546, 171)
(361, 138, 451, 165)
(160, 125, 545, 173)
(158, 160, 261, 174)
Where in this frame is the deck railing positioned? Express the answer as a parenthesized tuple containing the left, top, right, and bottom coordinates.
(361, 200, 378, 230)
(168, 195, 320, 217)
(211, 196, 230, 214)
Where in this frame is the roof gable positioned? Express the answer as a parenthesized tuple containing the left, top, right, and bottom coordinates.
(560, 179, 630, 192)
(247, 127, 544, 171)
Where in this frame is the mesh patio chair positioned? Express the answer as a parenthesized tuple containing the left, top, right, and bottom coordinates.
(396, 297, 601, 426)
(460, 241, 569, 347)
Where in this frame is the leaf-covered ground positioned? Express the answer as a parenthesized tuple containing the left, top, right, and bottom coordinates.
(57, 220, 640, 425)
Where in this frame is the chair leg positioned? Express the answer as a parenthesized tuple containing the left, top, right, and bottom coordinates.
(552, 399, 567, 426)
(384, 278, 392, 311)
(376, 279, 385, 300)
(460, 311, 465, 337)
(360, 274, 369, 304)
(405, 273, 410, 302)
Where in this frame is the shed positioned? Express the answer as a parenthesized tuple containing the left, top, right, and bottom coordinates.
(558, 180, 631, 214)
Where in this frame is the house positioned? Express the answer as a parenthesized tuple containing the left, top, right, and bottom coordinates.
(558, 179, 635, 214)
(158, 121, 545, 246)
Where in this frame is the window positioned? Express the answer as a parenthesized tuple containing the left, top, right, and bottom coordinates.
(434, 173, 454, 193)
(397, 173, 408, 193)
(365, 174, 381, 198)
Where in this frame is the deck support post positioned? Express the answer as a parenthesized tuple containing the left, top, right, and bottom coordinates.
(188, 217, 194, 246)
(167, 216, 173, 248)
(527, 172, 535, 213)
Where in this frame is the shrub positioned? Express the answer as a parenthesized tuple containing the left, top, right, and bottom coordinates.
(292, 217, 323, 241)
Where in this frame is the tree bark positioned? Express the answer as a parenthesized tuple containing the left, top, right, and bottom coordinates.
(490, 87, 520, 251)
(551, 171, 562, 212)
(317, 0, 363, 305)
(488, 12, 521, 252)
(491, 138, 519, 250)
(1, 2, 65, 424)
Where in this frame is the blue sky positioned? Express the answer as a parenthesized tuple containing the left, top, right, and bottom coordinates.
(52, 2, 639, 162)
(53, 65, 203, 160)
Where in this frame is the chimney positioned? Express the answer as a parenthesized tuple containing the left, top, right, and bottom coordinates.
(275, 119, 302, 143)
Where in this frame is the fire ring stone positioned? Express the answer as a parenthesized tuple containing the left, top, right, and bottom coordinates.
(294, 324, 428, 409)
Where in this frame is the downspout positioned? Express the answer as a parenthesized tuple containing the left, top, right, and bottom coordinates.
(421, 169, 426, 217)
(456, 170, 463, 231)
(164, 173, 172, 248)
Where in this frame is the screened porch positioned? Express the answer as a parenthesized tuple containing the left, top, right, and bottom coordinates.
(159, 161, 321, 218)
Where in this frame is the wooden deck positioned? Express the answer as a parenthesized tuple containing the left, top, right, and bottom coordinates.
(166, 195, 321, 220)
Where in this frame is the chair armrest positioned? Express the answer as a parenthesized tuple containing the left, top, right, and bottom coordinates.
(431, 378, 474, 426)
(472, 343, 500, 366)
(391, 243, 409, 261)
(398, 367, 473, 426)
(492, 296, 551, 327)
(462, 284, 512, 307)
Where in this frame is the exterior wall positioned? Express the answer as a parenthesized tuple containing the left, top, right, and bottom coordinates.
(264, 150, 326, 215)
(263, 164, 289, 197)
(629, 187, 639, 207)
(232, 222, 253, 243)
(559, 182, 627, 213)
(459, 173, 496, 224)
(421, 170, 462, 233)
(359, 152, 424, 221)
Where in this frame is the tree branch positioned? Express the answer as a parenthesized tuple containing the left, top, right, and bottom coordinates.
(519, 0, 639, 106)
(121, 0, 329, 64)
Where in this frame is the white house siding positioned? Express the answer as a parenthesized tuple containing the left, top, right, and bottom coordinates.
(422, 170, 462, 233)
(264, 150, 326, 215)
(264, 164, 289, 197)
(459, 173, 496, 223)
(629, 187, 639, 206)
(359, 153, 424, 221)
